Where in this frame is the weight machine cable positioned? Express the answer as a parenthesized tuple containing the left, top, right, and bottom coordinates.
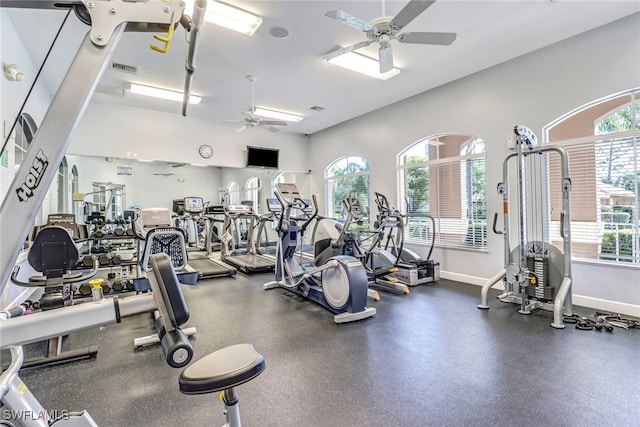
(1, 8, 72, 155)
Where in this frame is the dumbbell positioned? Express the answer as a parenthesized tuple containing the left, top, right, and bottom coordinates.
(98, 254, 111, 267)
(79, 256, 94, 268)
(114, 226, 125, 236)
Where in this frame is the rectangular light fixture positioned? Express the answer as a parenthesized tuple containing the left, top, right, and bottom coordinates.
(130, 83, 201, 105)
(185, 0, 262, 36)
(325, 51, 400, 81)
(253, 107, 304, 123)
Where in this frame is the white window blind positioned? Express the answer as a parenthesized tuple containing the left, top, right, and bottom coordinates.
(548, 133, 639, 264)
(397, 136, 487, 249)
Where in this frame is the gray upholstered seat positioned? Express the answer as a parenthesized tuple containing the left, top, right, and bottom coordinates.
(179, 344, 265, 395)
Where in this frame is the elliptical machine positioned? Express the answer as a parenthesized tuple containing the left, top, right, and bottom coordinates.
(264, 183, 376, 323)
(373, 192, 440, 285)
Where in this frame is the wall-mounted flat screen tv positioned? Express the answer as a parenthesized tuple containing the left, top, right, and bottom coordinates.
(246, 146, 279, 169)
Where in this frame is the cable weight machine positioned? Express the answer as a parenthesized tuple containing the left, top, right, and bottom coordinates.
(478, 125, 574, 328)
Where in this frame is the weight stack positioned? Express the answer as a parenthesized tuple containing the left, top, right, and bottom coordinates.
(526, 253, 555, 301)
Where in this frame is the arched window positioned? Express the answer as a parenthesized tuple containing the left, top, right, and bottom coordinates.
(324, 156, 370, 222)
(227, 181, 241, 205)
(245, 177, 261, 213)
(397, 134, 487, 249)
(544, 88, 639, 265)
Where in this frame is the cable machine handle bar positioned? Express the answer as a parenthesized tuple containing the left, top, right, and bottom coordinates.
(492, 212, 504, 235)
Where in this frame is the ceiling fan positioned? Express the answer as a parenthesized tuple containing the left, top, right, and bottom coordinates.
(324, 0, 457, 73)
(224, 76, 287, 133)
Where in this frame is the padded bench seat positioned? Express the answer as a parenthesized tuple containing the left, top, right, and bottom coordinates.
(179, 344, 265, 395)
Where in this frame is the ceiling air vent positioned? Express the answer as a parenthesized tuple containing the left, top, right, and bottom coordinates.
(309, 105, 325, 112)
(110, 62, 138, 75)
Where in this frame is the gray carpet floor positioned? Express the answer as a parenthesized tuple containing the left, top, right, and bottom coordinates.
(3, 275, 639, 427)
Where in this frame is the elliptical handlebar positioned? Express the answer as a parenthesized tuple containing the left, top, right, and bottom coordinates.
(299, 194, 319, 234)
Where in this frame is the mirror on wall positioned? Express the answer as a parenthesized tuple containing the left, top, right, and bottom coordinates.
(62, 154, 311, 221)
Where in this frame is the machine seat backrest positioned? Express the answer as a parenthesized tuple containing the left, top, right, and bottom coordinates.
(140, 227, 188, 272)
(28, 226, 78, 278)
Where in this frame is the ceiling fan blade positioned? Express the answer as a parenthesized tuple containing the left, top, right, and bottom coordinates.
(391, 0, 436, 30)
(241, 111, 255, 120)
(325, 10, 375, 32)
(221, 119, 244, 124)
(322, 40, 373, 61)
(236, 125, 247, 132)
(260, 120, 287, 127)
(264, 126, 281, 133)
(379, 44, 394, 74)
(399, 31, 456, 45)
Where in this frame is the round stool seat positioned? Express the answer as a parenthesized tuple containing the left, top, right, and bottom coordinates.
(179, 344, 265, 395)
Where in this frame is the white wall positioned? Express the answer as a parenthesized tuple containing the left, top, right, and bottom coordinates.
(0, 10, 53, 218)
(308, 14, 640, 314)
(67, 100, 310, 171)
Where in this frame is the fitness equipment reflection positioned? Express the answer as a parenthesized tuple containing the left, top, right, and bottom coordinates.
(264, 183, 376, 323)
(478, 125, 574, 328)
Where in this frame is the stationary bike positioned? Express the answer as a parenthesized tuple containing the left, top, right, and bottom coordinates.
(264, 183, 376, 323)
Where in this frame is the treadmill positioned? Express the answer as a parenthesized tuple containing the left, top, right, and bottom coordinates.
(220, 204, 275, 274)
(179, 197, 237, 279)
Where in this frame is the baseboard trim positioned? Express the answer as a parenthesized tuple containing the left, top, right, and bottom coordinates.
(441, 270, 640, 317)
(572, 295, 640, 318)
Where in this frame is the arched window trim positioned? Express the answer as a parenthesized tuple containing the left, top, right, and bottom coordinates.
(543, 88, 640, 266)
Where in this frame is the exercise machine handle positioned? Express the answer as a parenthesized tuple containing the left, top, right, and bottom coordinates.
(10, 260, 99, 288)
(492, 212, 503, 235)
(299, 194, 319, 234)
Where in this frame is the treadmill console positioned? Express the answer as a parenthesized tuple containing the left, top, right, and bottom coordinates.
(267, 198, 282, 214)
(274, 183, 300, 204)
(184, 197, 204, 214)
(225, 205, 253, 214)
(205, 205, 225, 215)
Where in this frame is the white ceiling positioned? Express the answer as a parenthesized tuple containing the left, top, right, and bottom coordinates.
(6, 1, 640, 135)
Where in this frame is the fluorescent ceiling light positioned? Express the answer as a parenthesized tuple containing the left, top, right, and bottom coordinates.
(185, 0, 262, 36)
(137, 159, 154, 162)
(191, 163, 208, 167)
(325, 51, 400, 81)
(130, 83, 201, 105)
(253, 107, 304, 123)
